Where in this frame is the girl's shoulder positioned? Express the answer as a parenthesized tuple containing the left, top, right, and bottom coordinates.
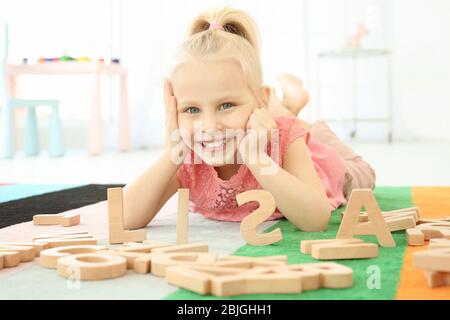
(273, 116, 310, 154)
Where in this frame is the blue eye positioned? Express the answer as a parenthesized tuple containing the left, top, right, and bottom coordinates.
(186, 107, 200, 114)
(219, 103, 234, 111)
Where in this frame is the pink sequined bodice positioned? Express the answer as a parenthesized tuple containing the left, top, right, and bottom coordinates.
(176, 116, 347, 222)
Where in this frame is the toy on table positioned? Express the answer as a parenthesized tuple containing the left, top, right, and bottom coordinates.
(36, 55, 106, 63)
(344, 23, 369, 49)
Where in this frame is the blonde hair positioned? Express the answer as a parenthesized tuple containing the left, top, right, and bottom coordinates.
(171, 7, 264, 103)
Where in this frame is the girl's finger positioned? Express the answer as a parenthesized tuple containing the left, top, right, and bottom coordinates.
(253, 107, 269, 120)
(164, 80, 174, 110)
(246, 110, 256, 129)
(251, 111, 266, 127)
(163, 80, 170, 108)
(166, 96, 177, 127)
(170, 96, 178, 125)
(254, 108, 276, 129)
(254, 107, 270, 120)
(259, 101, 269, 110)
(246, 116, 252, 130)
(246, 112, 258, 129)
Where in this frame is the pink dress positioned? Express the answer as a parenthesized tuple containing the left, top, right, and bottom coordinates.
(176, 116, 347, 222)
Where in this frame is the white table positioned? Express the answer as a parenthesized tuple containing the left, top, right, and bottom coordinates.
(6, 62, 131, 155)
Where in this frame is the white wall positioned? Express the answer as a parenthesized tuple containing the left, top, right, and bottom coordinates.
(304, 0, 393, 141)
(391, 0, 450, 141)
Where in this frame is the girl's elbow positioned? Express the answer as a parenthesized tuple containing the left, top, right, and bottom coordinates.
(315, 194, 332, 229)
(301, 218, 329, 232)
(316, 203, 332, 231)
(301, 204, 331, 232)
(123, 205, 148, 230)
(124, 218, 150, 230)
(312, 213, 331, 231)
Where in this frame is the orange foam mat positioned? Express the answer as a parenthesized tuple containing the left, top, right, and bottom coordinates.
(396, 187, 450, 299)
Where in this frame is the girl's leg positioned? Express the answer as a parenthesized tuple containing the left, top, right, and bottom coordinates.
(309, 121, 376, 198)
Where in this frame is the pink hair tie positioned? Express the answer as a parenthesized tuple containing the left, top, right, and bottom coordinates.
(209, 22, 224, 31)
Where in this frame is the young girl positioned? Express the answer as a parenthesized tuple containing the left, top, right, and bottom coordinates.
(123, 7, 375, 232)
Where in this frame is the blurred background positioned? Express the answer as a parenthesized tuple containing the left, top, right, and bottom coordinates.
(0, 0, 449, 186)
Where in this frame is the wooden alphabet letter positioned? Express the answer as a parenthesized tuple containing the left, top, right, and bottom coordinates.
(337, 189, 395, 247)
(237, 190, 282, 246)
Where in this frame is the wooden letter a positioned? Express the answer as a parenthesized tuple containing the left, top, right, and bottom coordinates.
(337, 189, 395, 247)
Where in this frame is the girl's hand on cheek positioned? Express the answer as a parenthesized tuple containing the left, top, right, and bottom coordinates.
(238, 107, 277, 163)
(163, 80, 189, 161)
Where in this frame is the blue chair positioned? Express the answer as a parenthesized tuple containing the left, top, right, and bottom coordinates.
(1, 20, 64, 158)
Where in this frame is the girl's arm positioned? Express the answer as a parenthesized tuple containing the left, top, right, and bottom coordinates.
(123, 80, 185, 230)
(123, 149, 181, 229)
(245, 137, 331, 232)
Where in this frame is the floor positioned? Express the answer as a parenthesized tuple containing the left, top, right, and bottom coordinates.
(0, 142, 449, 186)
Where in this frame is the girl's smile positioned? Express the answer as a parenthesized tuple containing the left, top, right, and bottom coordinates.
(198, 137, 234, 150)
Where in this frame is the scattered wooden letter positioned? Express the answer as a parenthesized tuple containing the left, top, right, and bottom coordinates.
(114, 241, 171, 253)
(57, 253, 127, 280)
(32, 231, 91, 241)
(424, 270, 450, 288)
(341, 207, 419, 223)
(418, 216, 450, 225)
(0, 245, 36, 262)
(0, 242, 49, 257)
(237, 190, 282, 246)
(414, 244, 450, 288)
(34, 239, 97, 248)
(216, 255, 287, 268)
(337, 189, 395, 247)
(341, 209, 418, 232)
(165, 262, 353, 297)
(176, 189, 189, 245)
(385, 216, 417, 232)
(98, 250, 153, 274)
(300, 239, 378, 260)
(211, 267, 302, 297)
(165, 265, 245, 295)
(429, 239, 450, 250)
(406, 222, 450, 246)
(414, 248, 450, 273)
(151, 243, 208, 254)
(282, 262, 354, 289)
(0, 244, 38, 269)
(39, 245, 108, 269)
(33, 212, 80, 227)
(108, 187, 147, 244)
(32, 231, 96, 248)
(151, 252, 217, 277)
(0, 251, 21, 268)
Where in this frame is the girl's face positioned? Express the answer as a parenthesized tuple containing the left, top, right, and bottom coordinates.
(171, 57, 261, 166)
